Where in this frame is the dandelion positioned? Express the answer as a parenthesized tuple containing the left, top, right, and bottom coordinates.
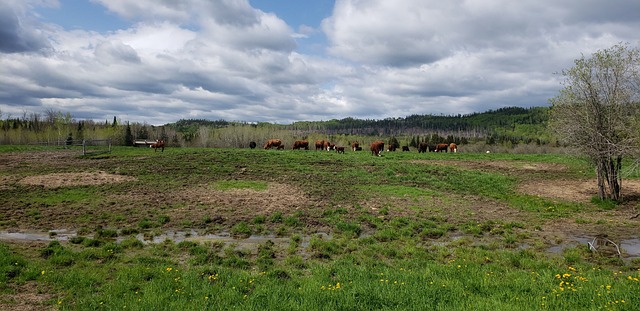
(166, 267, 173, 272)
(41, 270, 45, 275)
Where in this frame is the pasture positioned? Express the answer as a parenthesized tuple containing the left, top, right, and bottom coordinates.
(1, 145, 639, 310)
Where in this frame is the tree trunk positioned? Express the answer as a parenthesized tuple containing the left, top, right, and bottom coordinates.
(596, 156, 622, 202)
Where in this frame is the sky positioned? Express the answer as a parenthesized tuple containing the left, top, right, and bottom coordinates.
(1, 0, 639, 125)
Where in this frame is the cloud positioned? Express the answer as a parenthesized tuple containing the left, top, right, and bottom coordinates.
(1, 0, 639, 125)
(0, 0, 52, 53)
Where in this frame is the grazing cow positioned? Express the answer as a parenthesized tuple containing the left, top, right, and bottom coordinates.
(328, 143, 336, 151)
(418, 142, 428, 153)
(402, 146, 410, 152)
(249, 141, 257, 149)
(370, 141, 385, 156)
(277, 144, 285, 150)
(335, 146, 345, 154)
(449, 143, 458, 153)
(292, 140, 309, 150)
(387, 145, 397, 152)
(315, 140, 325, 151)
(150, 139, 165, 152)
(428, 145, 437, 152)
(435, 143, 449, 152)
(351, 141, 360, 151)
(264, 139, 282, 149)
(355, 146, 362, 151)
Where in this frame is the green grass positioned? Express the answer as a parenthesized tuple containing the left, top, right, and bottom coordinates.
(1, 146, 639, 310)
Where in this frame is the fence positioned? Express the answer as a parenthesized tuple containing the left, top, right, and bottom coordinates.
(80, 139, 112, 155)
(27, 139, 112, 155)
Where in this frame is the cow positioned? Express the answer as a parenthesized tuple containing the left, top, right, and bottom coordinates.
(249, 141, 257, 149)
(435, 143, 449, 152)
(387, 145, 397, 152)
(335, 146, 345, 154)
(150, 139, 165, 152)
(292, 140, 309, 150)
(449, 143, 458, 153)
(277, 144, 285, 150)
(370, 141, 385, 156)
(402, 146, 410, 152)
(355, 146, 362, 151)
(418, 142, 428, 153)
(428, 145, 437, 152)
(351, 141, 360, 151)
(315, 140, 326, 151)
(328, 143, 336, 151)
(264, 139, 282, 149)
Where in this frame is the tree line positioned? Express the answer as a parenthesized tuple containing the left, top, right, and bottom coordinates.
(0, 106, 550, 148)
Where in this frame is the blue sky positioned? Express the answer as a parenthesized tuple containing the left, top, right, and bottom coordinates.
(1, 0, 639, 125)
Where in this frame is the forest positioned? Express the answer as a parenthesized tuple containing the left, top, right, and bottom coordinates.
(0, 106, 552, 149)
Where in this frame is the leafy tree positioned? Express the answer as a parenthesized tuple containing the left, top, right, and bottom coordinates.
(550, 43, 640, 202)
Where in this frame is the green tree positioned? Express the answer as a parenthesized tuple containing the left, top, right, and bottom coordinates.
(550, 43, 640, 202)
(124, 122, 134, 146)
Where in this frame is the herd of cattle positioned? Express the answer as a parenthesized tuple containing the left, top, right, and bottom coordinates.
(143, 138, 458, 156)
(253, 139, 458, 156)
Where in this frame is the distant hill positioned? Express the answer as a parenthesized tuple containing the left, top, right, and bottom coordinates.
(284, 106, 551, 144)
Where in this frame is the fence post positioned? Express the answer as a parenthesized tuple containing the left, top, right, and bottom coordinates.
(82, 140, 86, 156)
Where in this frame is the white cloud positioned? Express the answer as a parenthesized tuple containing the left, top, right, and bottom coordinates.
(1, 0, 639, 125)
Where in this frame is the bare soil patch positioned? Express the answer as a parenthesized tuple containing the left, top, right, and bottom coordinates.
(518, 178, 640, 203)
(0, 282, 56, 311)
(410, 159, 569, 174)
(19, 171, 137, 188)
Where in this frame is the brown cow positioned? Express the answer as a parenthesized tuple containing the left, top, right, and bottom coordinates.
(292, 140, 309, 150)
(315, 140, 325, 151)
(277, 144, 285, 150)
(449, 143, 458, 153)
(435, 143, 449, 152)
(351, 141, 360, 151)
(150, 139, 165, 152)
(335, 146, 345, 154)
(264, 139, 282, 149)
(370, 141, 385, 156)
(418, 142, 428, 153)
(402, 146, 410, 152)
(387, 145, 397, 152)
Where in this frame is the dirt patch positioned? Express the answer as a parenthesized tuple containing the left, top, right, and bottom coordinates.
(179, 182, 312, 213)
(410, 159, 568, 174)
(19, 171, 137, 188)
(518, 178, 640, 203)
(105, 182, 316, 228)
(0, 282, 56, 311)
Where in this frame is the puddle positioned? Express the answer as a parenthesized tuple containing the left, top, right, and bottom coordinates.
(0, 229, 331, 250)
(547, 235, 640, 260)
(1, 229, 638, 260)
(546, 236, 593, 254)
(0, 229, 76, 242)
(620, 238, 640, 257)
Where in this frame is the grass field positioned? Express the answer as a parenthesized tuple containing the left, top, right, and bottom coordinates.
(1, 145, 639, 310)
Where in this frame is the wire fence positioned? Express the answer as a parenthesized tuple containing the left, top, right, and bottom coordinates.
(28, 139, 112, 155)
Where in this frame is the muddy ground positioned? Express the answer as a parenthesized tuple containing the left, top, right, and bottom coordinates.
(1, 150, 639, 246)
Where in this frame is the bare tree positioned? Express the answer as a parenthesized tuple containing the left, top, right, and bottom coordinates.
(550, 43, 640, 202)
